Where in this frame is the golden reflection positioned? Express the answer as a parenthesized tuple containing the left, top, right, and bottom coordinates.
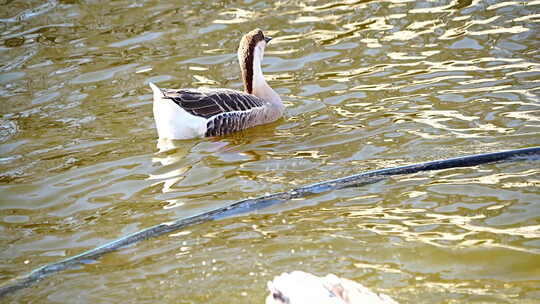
(169, 230, 192, 238)
(341, 205, 540, 253)
(163, 199, 185, 209)
(514, 13, 540, 22)
(213, 8, 256, 24)
(291, 15, 340, 24)
(407, 20, 437, 30)
(410, 0, 482, 14)
(297, 0, 375, 12)
(402, 108, 518, 139)
(192, 74, 219, 85)
(333, 106, 361, 118)
(188, 66, 208, 71)
(442, 84, 512, 93)
(387, 52, 426, 60)
(299, 15, 399, 45)
(470, 26, 529, 36)
(502, 181, 540, 188)
(147, 140, 195, 193)
(316, 64, 388, 82)
(360, 38, 382, 48)
(459, 224, 540, 239)
(422, 282, 491, 296)
(267, 73, 295, 81)
(271, 33, 305, 43)
(487, 1, 523, 10)
(407, 191, 426, 198)
(135, 67, 152, 74)
(429, 168, 540, 190)
(293, 150, 327, 159)
(334, 123, 363, 132)
(384, 30, 420, 41)
(290, 150, 328, 159)
(352, 262, 401, 274)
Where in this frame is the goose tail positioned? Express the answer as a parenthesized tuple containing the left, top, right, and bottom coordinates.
(149, 82, 165, 100)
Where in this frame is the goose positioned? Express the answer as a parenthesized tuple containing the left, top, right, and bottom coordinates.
(149, 29, 283, 139)
(266, 271, 398, 304)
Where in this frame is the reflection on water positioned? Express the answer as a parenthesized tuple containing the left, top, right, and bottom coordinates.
(1, 0, 540, 303)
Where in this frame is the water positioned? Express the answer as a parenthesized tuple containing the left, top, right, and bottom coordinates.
(1, 0, 539, 302)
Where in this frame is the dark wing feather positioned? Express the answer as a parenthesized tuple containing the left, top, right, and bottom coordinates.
(163, 89, 265, 119)
(206, 112, 250, 137)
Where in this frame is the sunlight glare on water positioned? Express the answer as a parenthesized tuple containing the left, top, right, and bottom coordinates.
(1, 0, 539, 303)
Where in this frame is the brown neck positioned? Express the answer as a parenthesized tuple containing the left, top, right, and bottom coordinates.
(240, 53, 254, 94)
(238, 30, 265, 94)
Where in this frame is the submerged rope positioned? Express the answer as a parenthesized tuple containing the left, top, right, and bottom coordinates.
(1, 146, 539, 297)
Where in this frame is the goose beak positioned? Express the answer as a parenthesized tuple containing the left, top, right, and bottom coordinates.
(264, 36, 272, 43)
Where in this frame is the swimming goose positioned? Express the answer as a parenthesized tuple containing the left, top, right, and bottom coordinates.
(149, 29, 283, 139)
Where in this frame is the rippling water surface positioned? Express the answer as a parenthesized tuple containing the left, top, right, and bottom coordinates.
(1, 0, 540, 302)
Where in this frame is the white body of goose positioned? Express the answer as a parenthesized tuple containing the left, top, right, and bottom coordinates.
(149, 29, 283, 139)
(266, 271, 398, 304)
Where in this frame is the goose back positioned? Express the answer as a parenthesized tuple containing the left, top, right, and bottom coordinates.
(164, 88, 265, 118)
(161, 88, 280, 137)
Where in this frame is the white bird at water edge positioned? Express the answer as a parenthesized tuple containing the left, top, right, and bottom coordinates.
(266, 271, 398, 304)
(149, 29, 283, 140)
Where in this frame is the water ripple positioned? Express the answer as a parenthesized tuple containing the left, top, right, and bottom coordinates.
(0, 0, 539, 302)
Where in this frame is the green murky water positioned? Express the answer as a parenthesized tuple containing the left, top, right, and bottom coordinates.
(1, 0, 540, 302)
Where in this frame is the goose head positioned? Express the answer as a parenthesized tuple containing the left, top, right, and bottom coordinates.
(238, 28, 272, 94)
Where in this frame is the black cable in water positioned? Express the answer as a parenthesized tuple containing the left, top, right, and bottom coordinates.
(1, 146, 539, 298)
